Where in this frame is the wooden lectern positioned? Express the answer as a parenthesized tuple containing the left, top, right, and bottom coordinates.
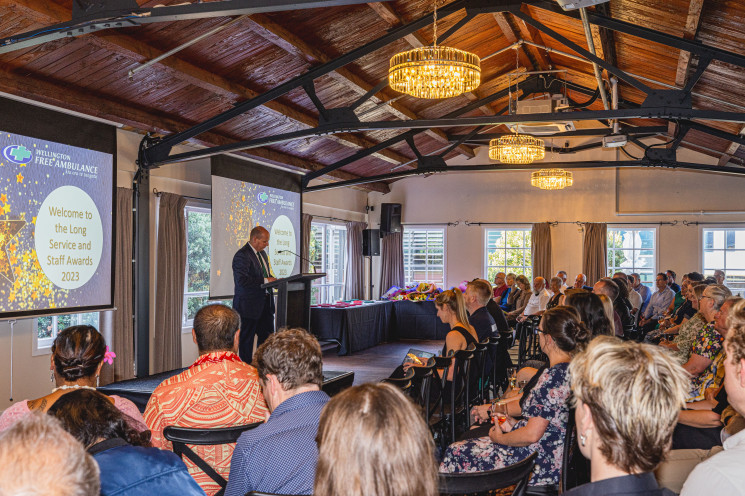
(262, 273, 325, 331)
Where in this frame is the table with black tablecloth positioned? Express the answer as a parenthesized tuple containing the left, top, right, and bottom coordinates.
(310, 301, 393, 355)
(390, 300, 451, 340)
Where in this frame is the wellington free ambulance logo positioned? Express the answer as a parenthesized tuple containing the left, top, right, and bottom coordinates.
(257, 191, 269, 204)
(2, 145, 33, 165)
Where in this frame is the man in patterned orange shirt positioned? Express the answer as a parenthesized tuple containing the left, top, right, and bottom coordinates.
(145, 304, 268, 495)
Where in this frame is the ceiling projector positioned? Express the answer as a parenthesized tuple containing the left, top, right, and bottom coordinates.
(555, 0, 611, 10)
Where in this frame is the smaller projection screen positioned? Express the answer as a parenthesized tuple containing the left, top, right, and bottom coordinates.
(210, 156, 302, 299)
(0, 97, 116, 318)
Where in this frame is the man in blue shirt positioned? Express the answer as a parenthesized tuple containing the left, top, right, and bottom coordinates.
(638, 273, 675, 340)
(631, 273, 652, 316)
(225, 328, 329, 496)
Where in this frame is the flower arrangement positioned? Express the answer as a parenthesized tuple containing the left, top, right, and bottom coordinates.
(381, 282, 443, 301)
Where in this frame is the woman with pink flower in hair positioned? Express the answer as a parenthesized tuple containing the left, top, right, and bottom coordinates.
(0, 325, 146, 431)
(440, 307, 591, 489)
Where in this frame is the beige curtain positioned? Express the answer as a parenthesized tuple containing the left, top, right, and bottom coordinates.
(380, 231, 404, 295)
(531, 222, 552, 281)
(583, 223, 607, 286)
(154, 192, 188, 373)
(110, 188, 135, 382)
(301, 213, 313, 273)
(344, 221, 367, 299)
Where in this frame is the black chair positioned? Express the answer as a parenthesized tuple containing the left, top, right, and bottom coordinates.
(430, 344, 475, 448)
(492, 332, 513, 398)
(410, 358, 436, 423)
(439, 451, 538, 496)
(517, 317, 546, 369)
(164, 423, 262, 496)
(471, 339, 490, 406)
(383, 366, 415, 392)
(560, 406, 591, 493)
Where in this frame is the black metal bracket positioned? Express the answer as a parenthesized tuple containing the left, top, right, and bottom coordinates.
(641, 90, 691, 109)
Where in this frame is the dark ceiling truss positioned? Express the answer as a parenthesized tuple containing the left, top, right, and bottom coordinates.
(5, 1, 744, 186)
(0, 0, 396, 53)
(304, 160, 745, 193)
(129, 0, 745, 179)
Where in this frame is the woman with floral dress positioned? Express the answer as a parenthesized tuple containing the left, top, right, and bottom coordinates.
(440, 306, 591, 487)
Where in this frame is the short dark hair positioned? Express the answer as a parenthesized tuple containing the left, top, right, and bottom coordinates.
(51, 326, 106, 382)
(666, 269, 676, 280)
(193, 304, 241, 352)
(687, 272, 704, 282)
(254, 328, 323, 390)
(657, 272, 668, 281)
(564, 291, 613, 337)
(541, 306, 591, 354)
(598, 278, 620, 301)
(48, 389, 151, 449)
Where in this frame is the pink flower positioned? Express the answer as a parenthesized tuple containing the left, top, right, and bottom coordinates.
(104, 346, 116, 365)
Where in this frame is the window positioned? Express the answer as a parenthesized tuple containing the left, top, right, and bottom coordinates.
(403, 227, 445, 286)
(310, 222, 347, 304)
(34, 312, 99, 355)
(484, 228, 532, 282)
(703, 228, 745, 294)
(607, 227, 656, 286)
(183, 205, 230, 328)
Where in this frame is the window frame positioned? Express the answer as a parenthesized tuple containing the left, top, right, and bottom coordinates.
(606, 225, 658, 287)
(402, 225, 447, 287)
(700, 225, 745, 293)
(182, 202, 213, 331)
(33, 312, 101, 356)
(310, 221, 348, 304)
(482, 226, 533, 282)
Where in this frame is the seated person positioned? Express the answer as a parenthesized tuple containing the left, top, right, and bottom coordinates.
(573, 273, 594, 291)
(492, 272, 509, 304)
(440, 307, 591, 488)
(564, 337, 688, 496)
(556, 270, 569, 292)
(658, 284, 709, 362)
(681, 298, 745, 495)
(593, 278, 632, 337)
(615, 272, 642, 318)
(564, 290, 614, 337)
(49, 389, 204, 496)
(144, 304, 268, 495)
(514, 276, 550, 325)
(499, 273, 517, 310)
(314, 383, 438, 496)
(631, 272, 652, 316)
(0, 413, 100, 496)
(0, 325, 145, 432)
(465, 279, 498, 342)
(683, 286, 733, 402)
(638, 273, 676, 338)
(506, 275, 531, 323)
(225, 329, 329, 496)
(546, 276, 564, 310)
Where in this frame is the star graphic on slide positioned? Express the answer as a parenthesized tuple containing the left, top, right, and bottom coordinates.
(0, 220, 26, 284)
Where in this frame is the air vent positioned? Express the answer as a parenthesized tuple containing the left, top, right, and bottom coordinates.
(509, 122, 576, 136)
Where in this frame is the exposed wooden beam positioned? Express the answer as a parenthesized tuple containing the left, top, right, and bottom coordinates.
(492, 12, 534, 70)
(366, 2, 426, 47)
(718, 124, 745, 166)
(6, 0, 410, 168)
(594, 2, 617, 69)
(675, 0, 705, 87)
(246, 12, 476, 158)
(515, 5, 551, 71)
(0, 64, 388, 192)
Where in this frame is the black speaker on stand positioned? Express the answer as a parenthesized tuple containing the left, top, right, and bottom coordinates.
(362, 229, 380, 256)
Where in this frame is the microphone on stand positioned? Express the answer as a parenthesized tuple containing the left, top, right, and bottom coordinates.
(277, 249, 316, 273)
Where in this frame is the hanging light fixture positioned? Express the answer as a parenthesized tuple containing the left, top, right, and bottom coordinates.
(489, 134, 546, 164)
(389, 1, 480, 99)
(531, 169, 574, 190)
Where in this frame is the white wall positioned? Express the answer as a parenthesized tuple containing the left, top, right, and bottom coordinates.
(368, 142, 745, 295)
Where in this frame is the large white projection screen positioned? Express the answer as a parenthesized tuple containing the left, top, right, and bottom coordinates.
(210, 175, 301, 299)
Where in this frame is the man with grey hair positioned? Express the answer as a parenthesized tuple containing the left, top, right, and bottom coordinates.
(519, 276, 550, 321)
(0, 413, 100, 495)
(556, 270, 569, 292)
(714, 269, 726, 286)
(573, 273, 593, 291)
(226, 328, 328, 496)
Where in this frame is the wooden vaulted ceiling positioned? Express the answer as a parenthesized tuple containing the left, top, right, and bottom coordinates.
(1, 0, 745, 193)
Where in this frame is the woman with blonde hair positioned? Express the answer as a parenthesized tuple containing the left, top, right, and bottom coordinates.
(596, 293, 617, 336)
(565, 337, 689, 495)
(314, 383, 438, 496)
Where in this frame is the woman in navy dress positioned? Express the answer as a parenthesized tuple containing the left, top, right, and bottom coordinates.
(440, 306, 590, 487)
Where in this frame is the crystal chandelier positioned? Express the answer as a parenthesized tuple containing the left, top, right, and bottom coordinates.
(531, 169, 574, 190)
(389, 1, 480, 99)
(489, 134, 546, 164)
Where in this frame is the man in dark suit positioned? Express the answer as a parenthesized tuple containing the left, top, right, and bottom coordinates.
(233, 226, 276, 363)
